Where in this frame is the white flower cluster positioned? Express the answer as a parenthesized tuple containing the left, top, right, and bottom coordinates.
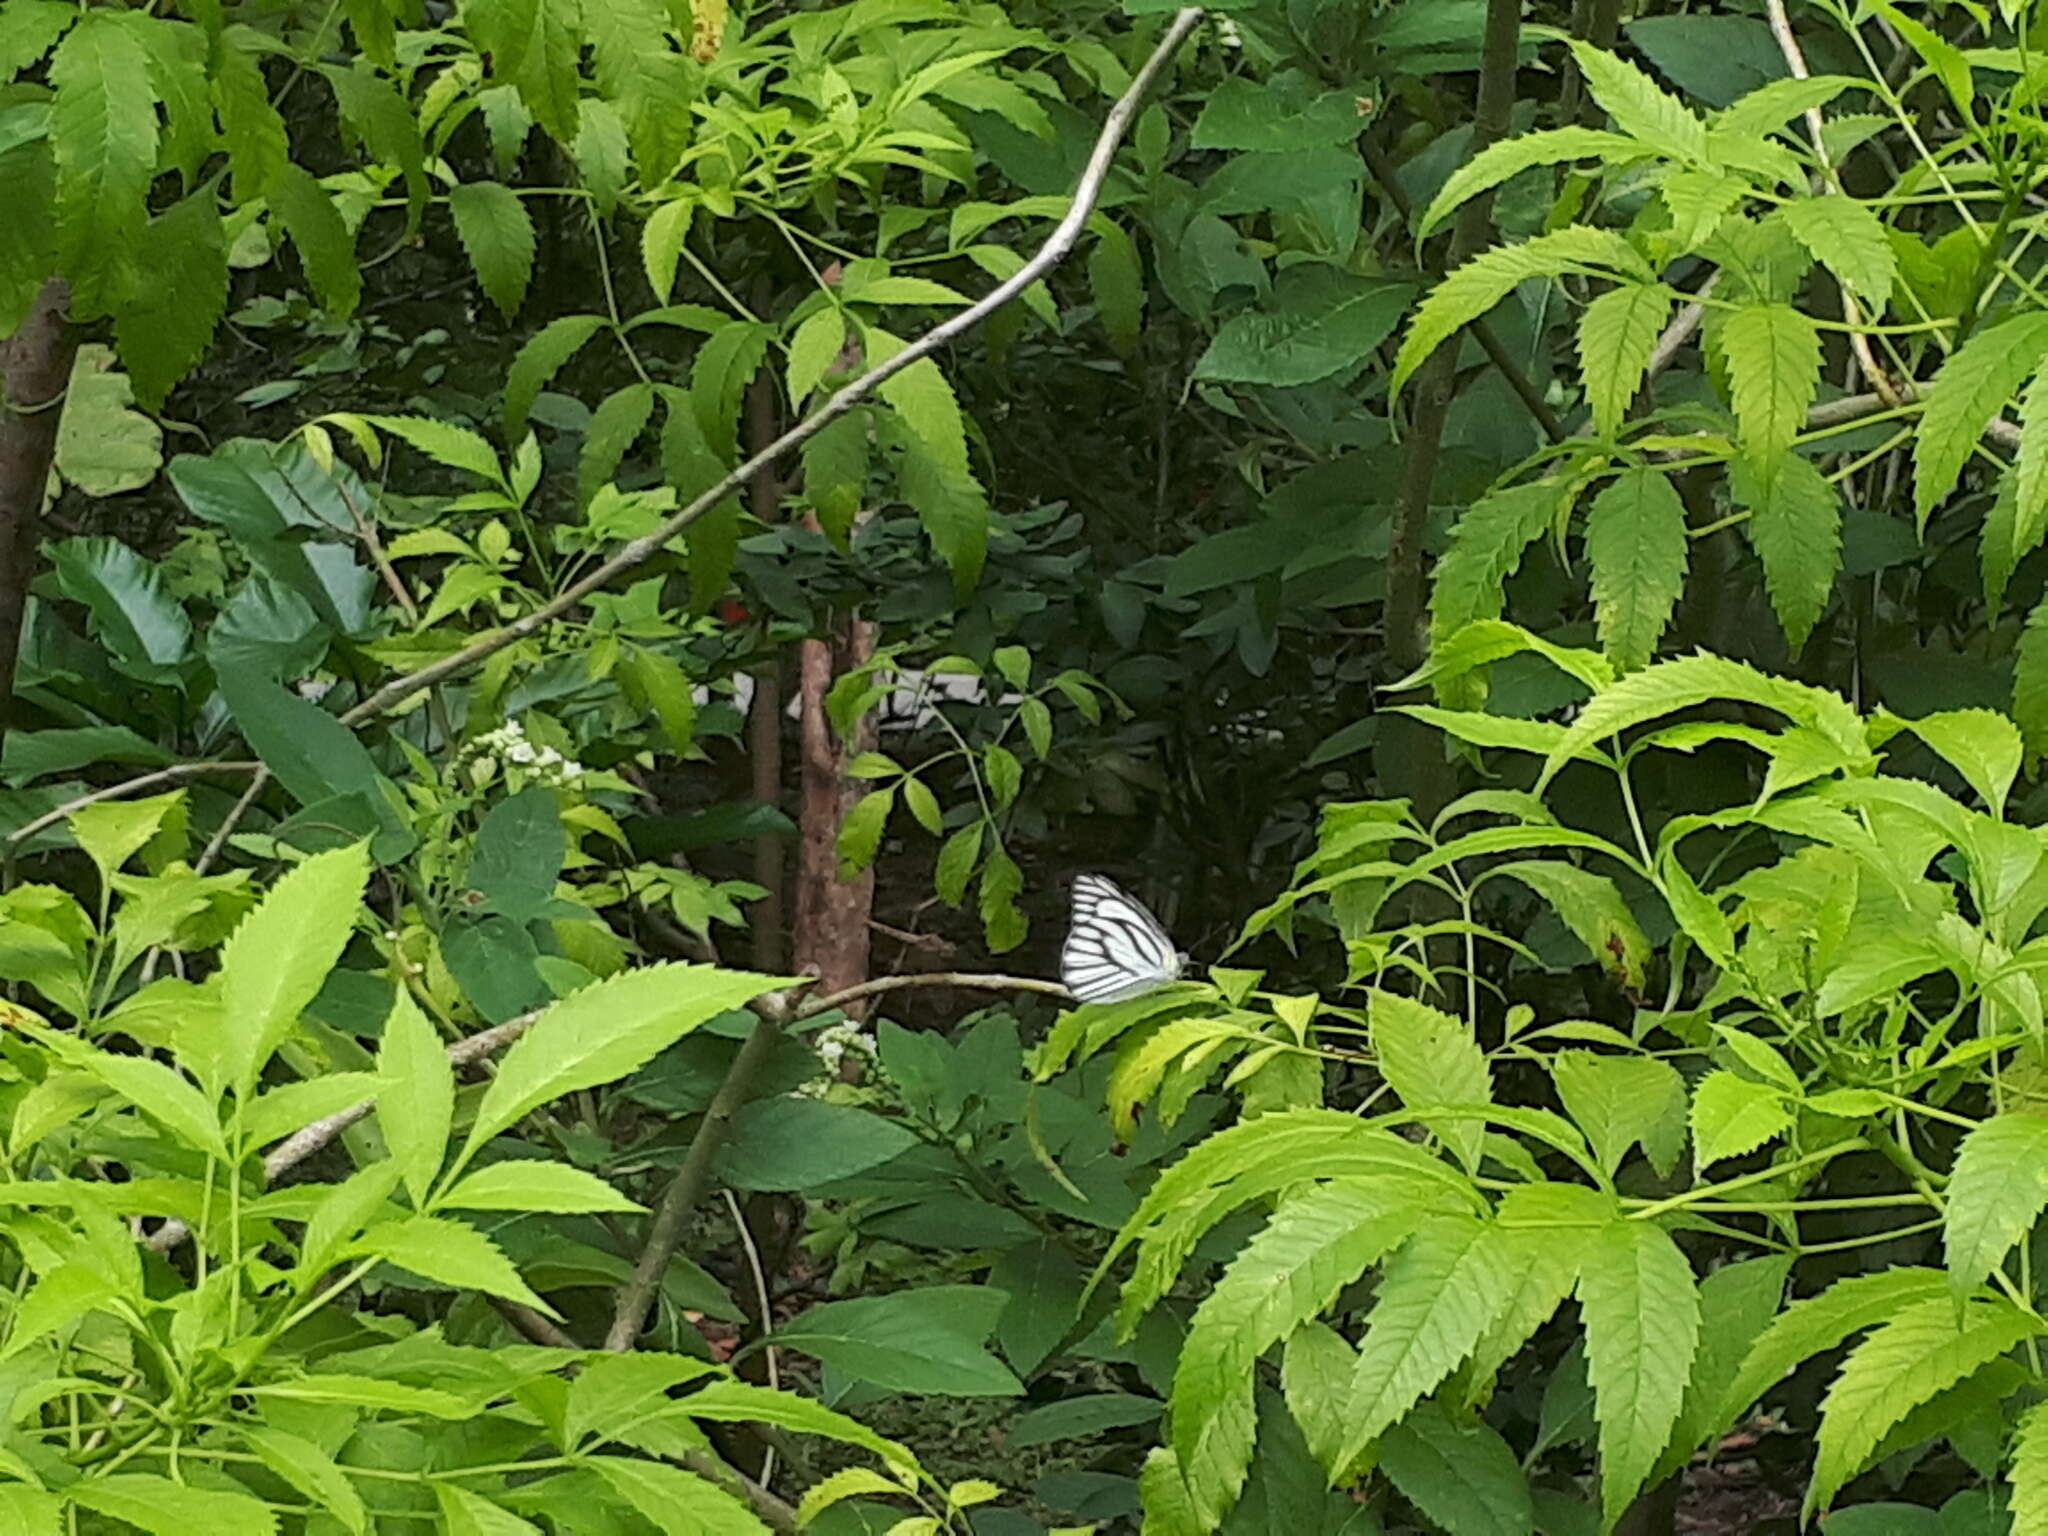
(796, 1022, 879, 1097)
(463, 720, 586, 787)
(1213, 16, 1242, 48)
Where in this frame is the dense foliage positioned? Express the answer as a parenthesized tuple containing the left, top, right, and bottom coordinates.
(10, 0, 2048, 1532)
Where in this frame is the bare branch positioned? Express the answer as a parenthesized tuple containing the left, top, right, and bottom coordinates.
(5, 761, 262, 850)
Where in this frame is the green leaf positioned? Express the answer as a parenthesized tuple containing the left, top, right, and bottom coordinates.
(640, 197, 693, 302)
(690, 322, 771, 464)
(1916, 315, 2048, 524)
(67, 1476, 277, 1536)
(47, 536, 192, 683)
(48, 12, 158, 318)
(466, 786, 564, 923)
(503, 314, 606, 440)
(935, 823, 982, 906)
(1430, 479, 1571, 660)
(1175, 1184, 1420, 1524)
(3, 1263, 118, 1360)
(377, 988, 452, 1208)
(800, 409, 869, 549)
(1194, 267, 1410, 388)
(1189, 76, 1364, 152)
(1945, 1113, 2048, 1303)
(864, 324, 972, 478)
(2012, 1400, 2048, 1535)
(1009, 1393, 1163, 1448)
(114, 191, 227, 409)
(1368, 991, 1490, 1174)
(1732, 450, 1841, 649)
(776, 1285, 1022, 1397)
(1424, 127, 1646, 239)
(587, 1458, 772, 1536)
(466, 962, 788, 1152)
(367, 413, 505, 485)
(449, 181, 536, 317)
(0, 1485, 59, 1535)
(1379, 1399, 1533, 1536)
(1901, 708, 2023, 817)
(1722, 303, 1821, 492)
(465, 0, 580, 141)
(1780, 195, 1894, 308)
(2015, 372, 2048, 573)
(2017, 596, 2048, 764)
(1584, 466, 1688, 672)
(1394, 226, 1652, 397)
(1088, 222, 1144, 356)
(241, 1427, 369, 1535)
(1810, 1296, 2038, 1516)
(622, 644, 699, 756)
(1469, 1183, 1612, 1392)
(1492, 862, 1651, 997)
(668, 1379, 913, 1467)
(243, 1072, 380, 1149)
(356, 1214, 554, 1314)
(435, 1484, 542, 1536)
(69, 791, 181, 885)
(1337, 1214, 1516, 1464)
(268, 163, 363, 318)
(1547, 1051, 1685, 1178)
(1577, 1217, 1699, 1521)
(1566, 40, 1708, 162)
(0, 1, 73, 79)
(68, 1037, 226, 1159)
(718, 1098, 920, 1192)
(1689, 1070, 1791, 1172)
(1716, 1267, 1950, 1432)
(785, 306, 847, 405)
(210, 576, 330, 682)
(1579, 284, 1672, 438)
(210, 27, 288, 202)
(215, 840, 370, 1095)
(440, 1159, 640, 1213)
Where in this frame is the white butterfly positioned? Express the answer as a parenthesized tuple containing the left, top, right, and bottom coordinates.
(1061, 874, 1186, 1005)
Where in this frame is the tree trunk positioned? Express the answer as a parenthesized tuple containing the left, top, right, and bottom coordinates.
(743, 367, 787, 972)
(0, 279, 73, 754)
(793, 613, 877, 1000)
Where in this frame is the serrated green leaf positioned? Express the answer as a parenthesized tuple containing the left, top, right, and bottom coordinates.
(1567, 40, 1708, 162)
(785, 306, 846, 405)
(1584, 466, 1688, 671)
(1395, 226, 1652, 397)
(1337, 1214, 1516, 1464)
(355, 1214, 554, 1313)
(449, 180, 536, 317)
(690, 321, 772, 463)
(2019, 596, 2048, 764)
(1732, 449, 1841, 649)
(440, 1158, 640, 1213)
(1194, 268, 1411, 388)
(1379, 1400, 1534, 1536)
(1810, 1296, 2037, 1516)
(934, 823, 982, 906)
(465, 0, 580, 142)
(1689, 1070, 1791, 1172)
(1717, 1268, 1950, 1430)
(1174, 1184, 1419, 1525)
(366, 414, 504, 486)
(503, 313, 606, 440)
(1088, 221, 1144, 355)
(800, 408, 870, 548)
(269, 163, 362, 318)
(1945, 1114, 2048, 1302)
(242, 1427, 368, 1535)
(1577, 1218, 1699, 1522)
(587, 1457, 771, 1535)
(0, 1, 73, 79)
(1658, 169, 1747, 248)
(216, 841, 370, 1096)
(864, 323, 970, 477)
(1723, 304, 1821, 489)
(1368, 990, 1490, 1173)
(1547, 1050, 1683, 1176)
(68, 1476, 277, 1536)
(2012, 1399, 2048, 1535)
(1424, 127, 1645, 239)
(466, 963, 786, 1153)
(1429, 479, 1571, 668)
(48, 13, 158, 318)
(1781, 195, 1895, 308)
(1579, 284, 1672, 438)
(2016, 372, 2048, 576)
(1902, 707, 2022, 815)
(113, 190, 226, 410)
(1917, 314, 2048, 526)
(435, 1483, 541, 1535)
(210, 27, 287, 202)
(377, 988, 451, 1208)
(582, 381, 659, 504)
(640, 197, 693, 302)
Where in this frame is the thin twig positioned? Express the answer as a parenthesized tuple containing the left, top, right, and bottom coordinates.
(338, 6, 1209, 732)
(1645, 277, 1714, 383)
(723, 1186, 779, 1486)
(796, 970, 1070, 1018)
(196, 766, 271, 876)
(4, 761, 262, 849)
(1766, 0, 1900, 405)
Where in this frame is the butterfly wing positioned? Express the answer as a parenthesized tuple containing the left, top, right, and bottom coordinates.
(1062, 874, 1183, 1004)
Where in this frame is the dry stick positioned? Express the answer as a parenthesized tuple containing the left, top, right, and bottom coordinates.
(338, 6, 1209, 737)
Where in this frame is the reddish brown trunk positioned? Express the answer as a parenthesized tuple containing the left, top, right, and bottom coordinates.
(793, 613, 876, 1000)
(0, 280, 73, 753)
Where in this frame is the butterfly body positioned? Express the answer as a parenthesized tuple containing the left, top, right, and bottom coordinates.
(1061, 874, 1185, 1004)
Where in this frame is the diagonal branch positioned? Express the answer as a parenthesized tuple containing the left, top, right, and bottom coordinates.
(341, 6, 1209, 732)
